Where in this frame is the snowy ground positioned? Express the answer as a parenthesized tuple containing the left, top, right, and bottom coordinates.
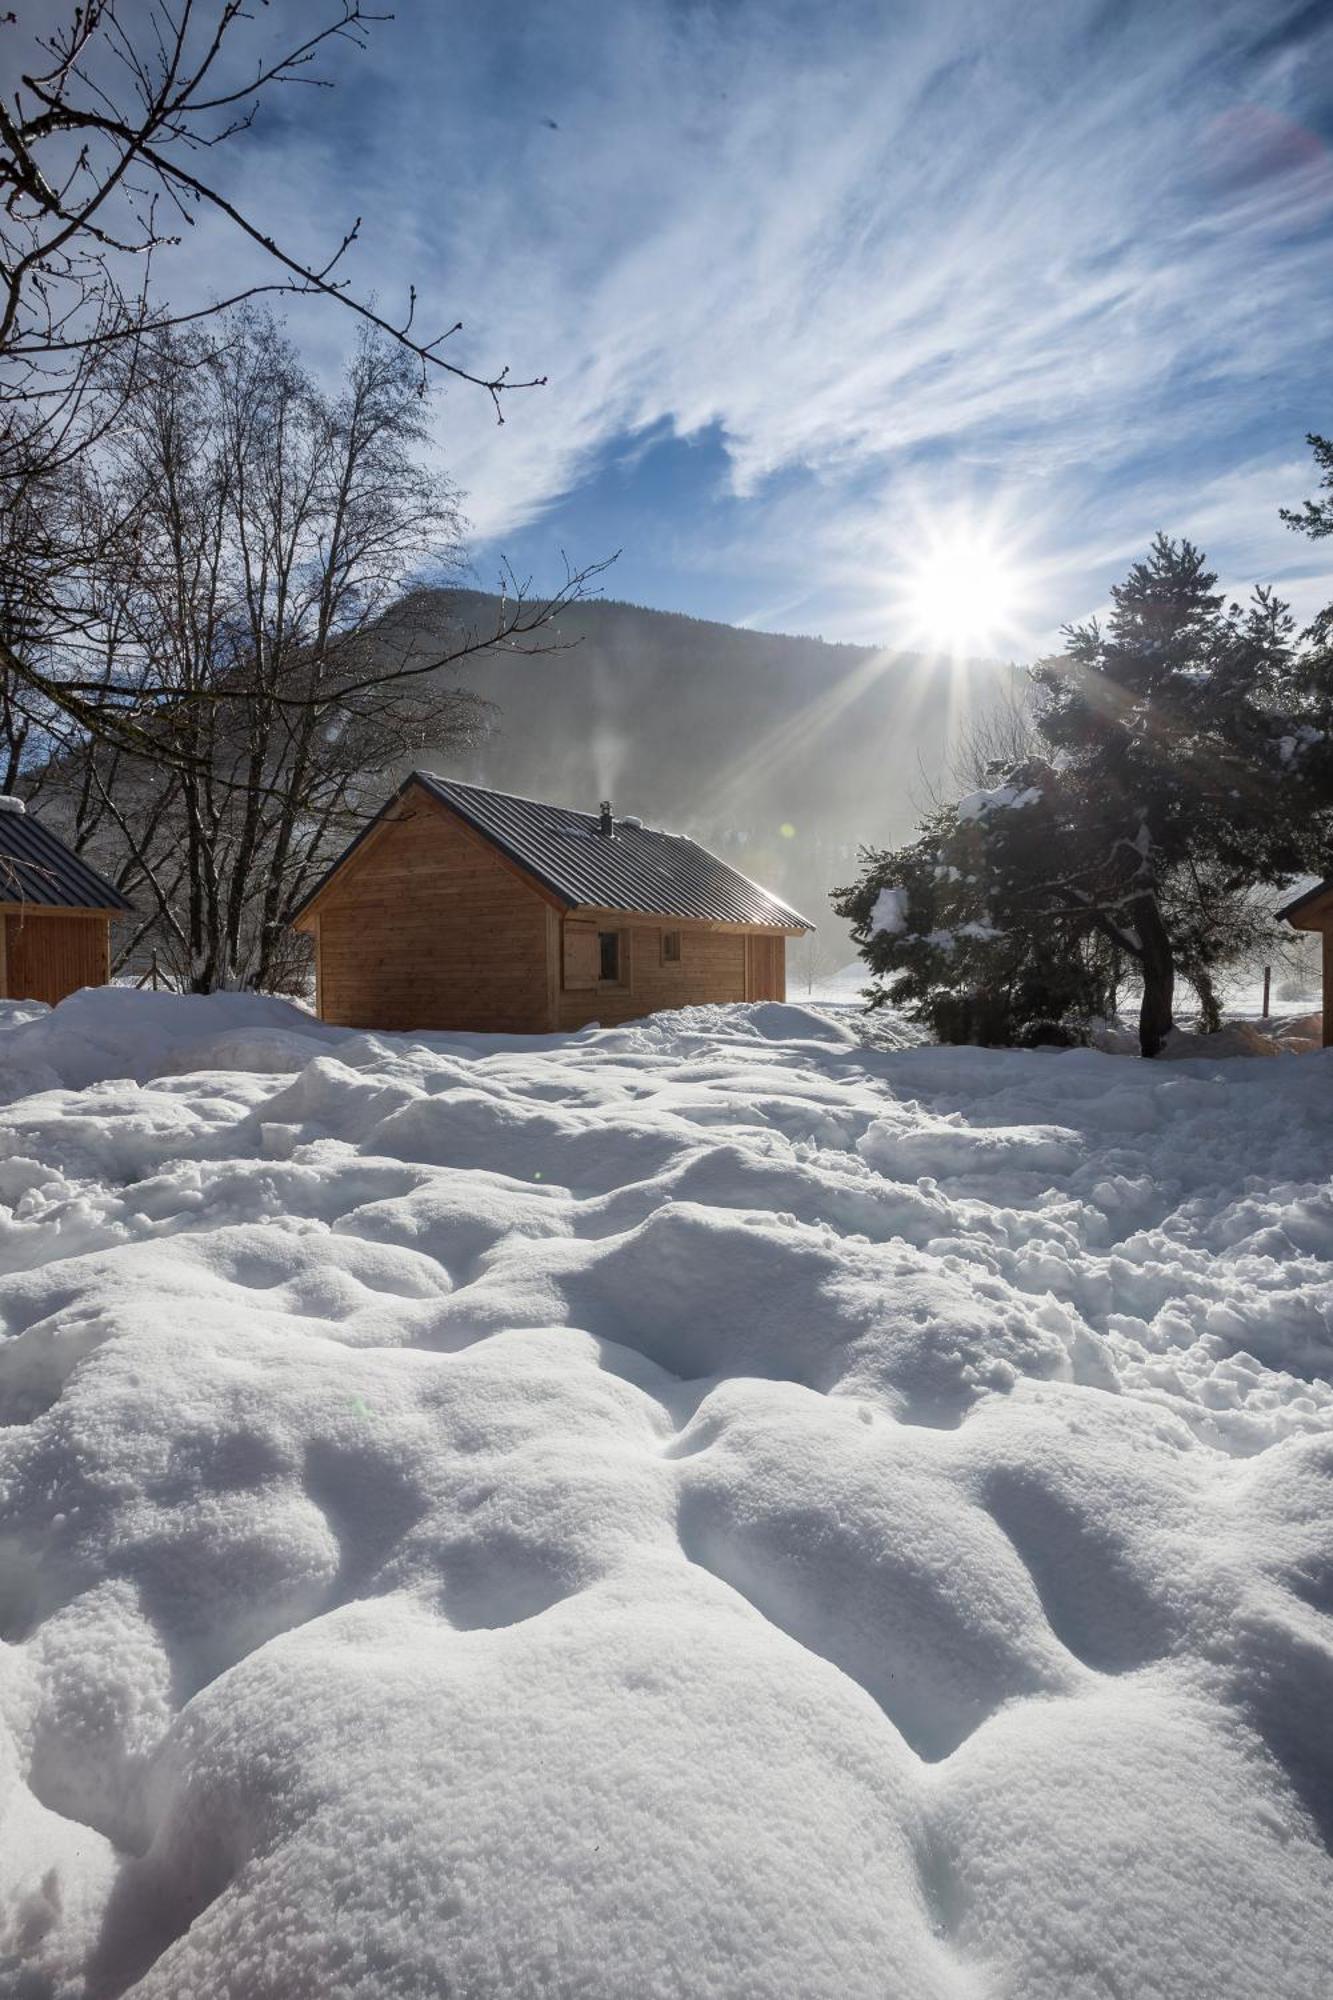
(1, 988, 1332, 1997)
(804, 956, 1326, 1034)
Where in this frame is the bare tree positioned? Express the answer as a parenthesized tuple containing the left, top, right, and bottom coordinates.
(0, 0, 552, 763)
(27, 310, 604, 990)
(790, 928, 844, 996)
(1, 1, 539, 437)
(950, 670, 1041, 792)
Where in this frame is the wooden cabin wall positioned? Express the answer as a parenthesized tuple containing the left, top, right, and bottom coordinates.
(745, 933, 784, 1002)
(2, 911, 110, 1005)
(312, 804, 555, 1032)
(556, 920, 783, 1031)
(1279, 897, 1332, 1047)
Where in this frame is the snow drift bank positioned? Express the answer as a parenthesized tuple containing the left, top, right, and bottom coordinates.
(1, 992, 1331, 1998)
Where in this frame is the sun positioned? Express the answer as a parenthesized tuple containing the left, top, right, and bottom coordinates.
(900, 529, 1026, 657)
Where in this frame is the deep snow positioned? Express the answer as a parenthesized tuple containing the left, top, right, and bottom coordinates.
(1, 987, 1331, 1997)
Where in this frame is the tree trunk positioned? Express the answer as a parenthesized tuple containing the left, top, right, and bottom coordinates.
(1193, 969, 1221, 1036)
(1134, 896, 1175, 1057)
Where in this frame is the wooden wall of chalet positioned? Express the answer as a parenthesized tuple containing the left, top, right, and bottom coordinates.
(1279, 886, 1333, 1048)
(2, 910, 110, 1005)
(306, 801, 555, 1032)
(554, 918, 784, 1031)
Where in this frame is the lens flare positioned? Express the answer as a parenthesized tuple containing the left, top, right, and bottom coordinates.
(898, 527, 1028, 657)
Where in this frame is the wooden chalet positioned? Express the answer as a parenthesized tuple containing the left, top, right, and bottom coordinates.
(1279, 878, 1333, 1046)
(291, 774, 813, 1033)
(0, 798, 133, 1005)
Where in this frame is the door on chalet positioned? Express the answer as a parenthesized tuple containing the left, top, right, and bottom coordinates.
(744, 934, 783, 1001)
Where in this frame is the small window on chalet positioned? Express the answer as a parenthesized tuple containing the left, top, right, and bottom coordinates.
(598, 931, 622, 982)
(661, 929, 682, 964)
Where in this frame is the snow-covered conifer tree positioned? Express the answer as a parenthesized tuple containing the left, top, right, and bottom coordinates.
(837, 535, 1333, 1055)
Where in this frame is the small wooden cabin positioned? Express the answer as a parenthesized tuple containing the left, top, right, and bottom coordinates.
(0, 798, 133, 1006)
(1279, 878, 1333, 1046)
(291, 773, 813, 1033)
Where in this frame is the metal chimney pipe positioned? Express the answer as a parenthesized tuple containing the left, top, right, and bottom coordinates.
(599, 800, 613, 837)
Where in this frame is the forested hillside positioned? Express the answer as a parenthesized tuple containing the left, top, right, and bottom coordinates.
(378, 588, 1003, 969)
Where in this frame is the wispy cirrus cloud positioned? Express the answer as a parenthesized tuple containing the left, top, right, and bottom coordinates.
(166, 0, 1333, 642)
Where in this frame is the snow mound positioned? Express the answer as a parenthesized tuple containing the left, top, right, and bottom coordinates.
(1272, 1011, 1324, 1052)
(1163, 1021, 1281, 1059)
(0, 986, 344, 1102)
(1, 991, 1332, 1997)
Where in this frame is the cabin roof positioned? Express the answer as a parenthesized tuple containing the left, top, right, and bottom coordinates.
(296, 773, 814, 930)
(1278, 878, 1333, 925)
(0, 803, 133, 912)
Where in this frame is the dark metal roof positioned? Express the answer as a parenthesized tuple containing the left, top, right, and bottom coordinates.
(295, 774, 813, 929)
(0, 805, 134, 911)
(1278, 878, 1333, 924)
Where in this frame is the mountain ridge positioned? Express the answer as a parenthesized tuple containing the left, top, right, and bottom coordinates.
(375, 587, 1002, 965)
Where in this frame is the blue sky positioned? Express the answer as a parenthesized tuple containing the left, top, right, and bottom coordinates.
(201, 0, 1333, 652)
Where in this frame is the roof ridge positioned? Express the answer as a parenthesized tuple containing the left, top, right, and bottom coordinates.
(415, 770, 603, 823)
(416, 770, 687, 844)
